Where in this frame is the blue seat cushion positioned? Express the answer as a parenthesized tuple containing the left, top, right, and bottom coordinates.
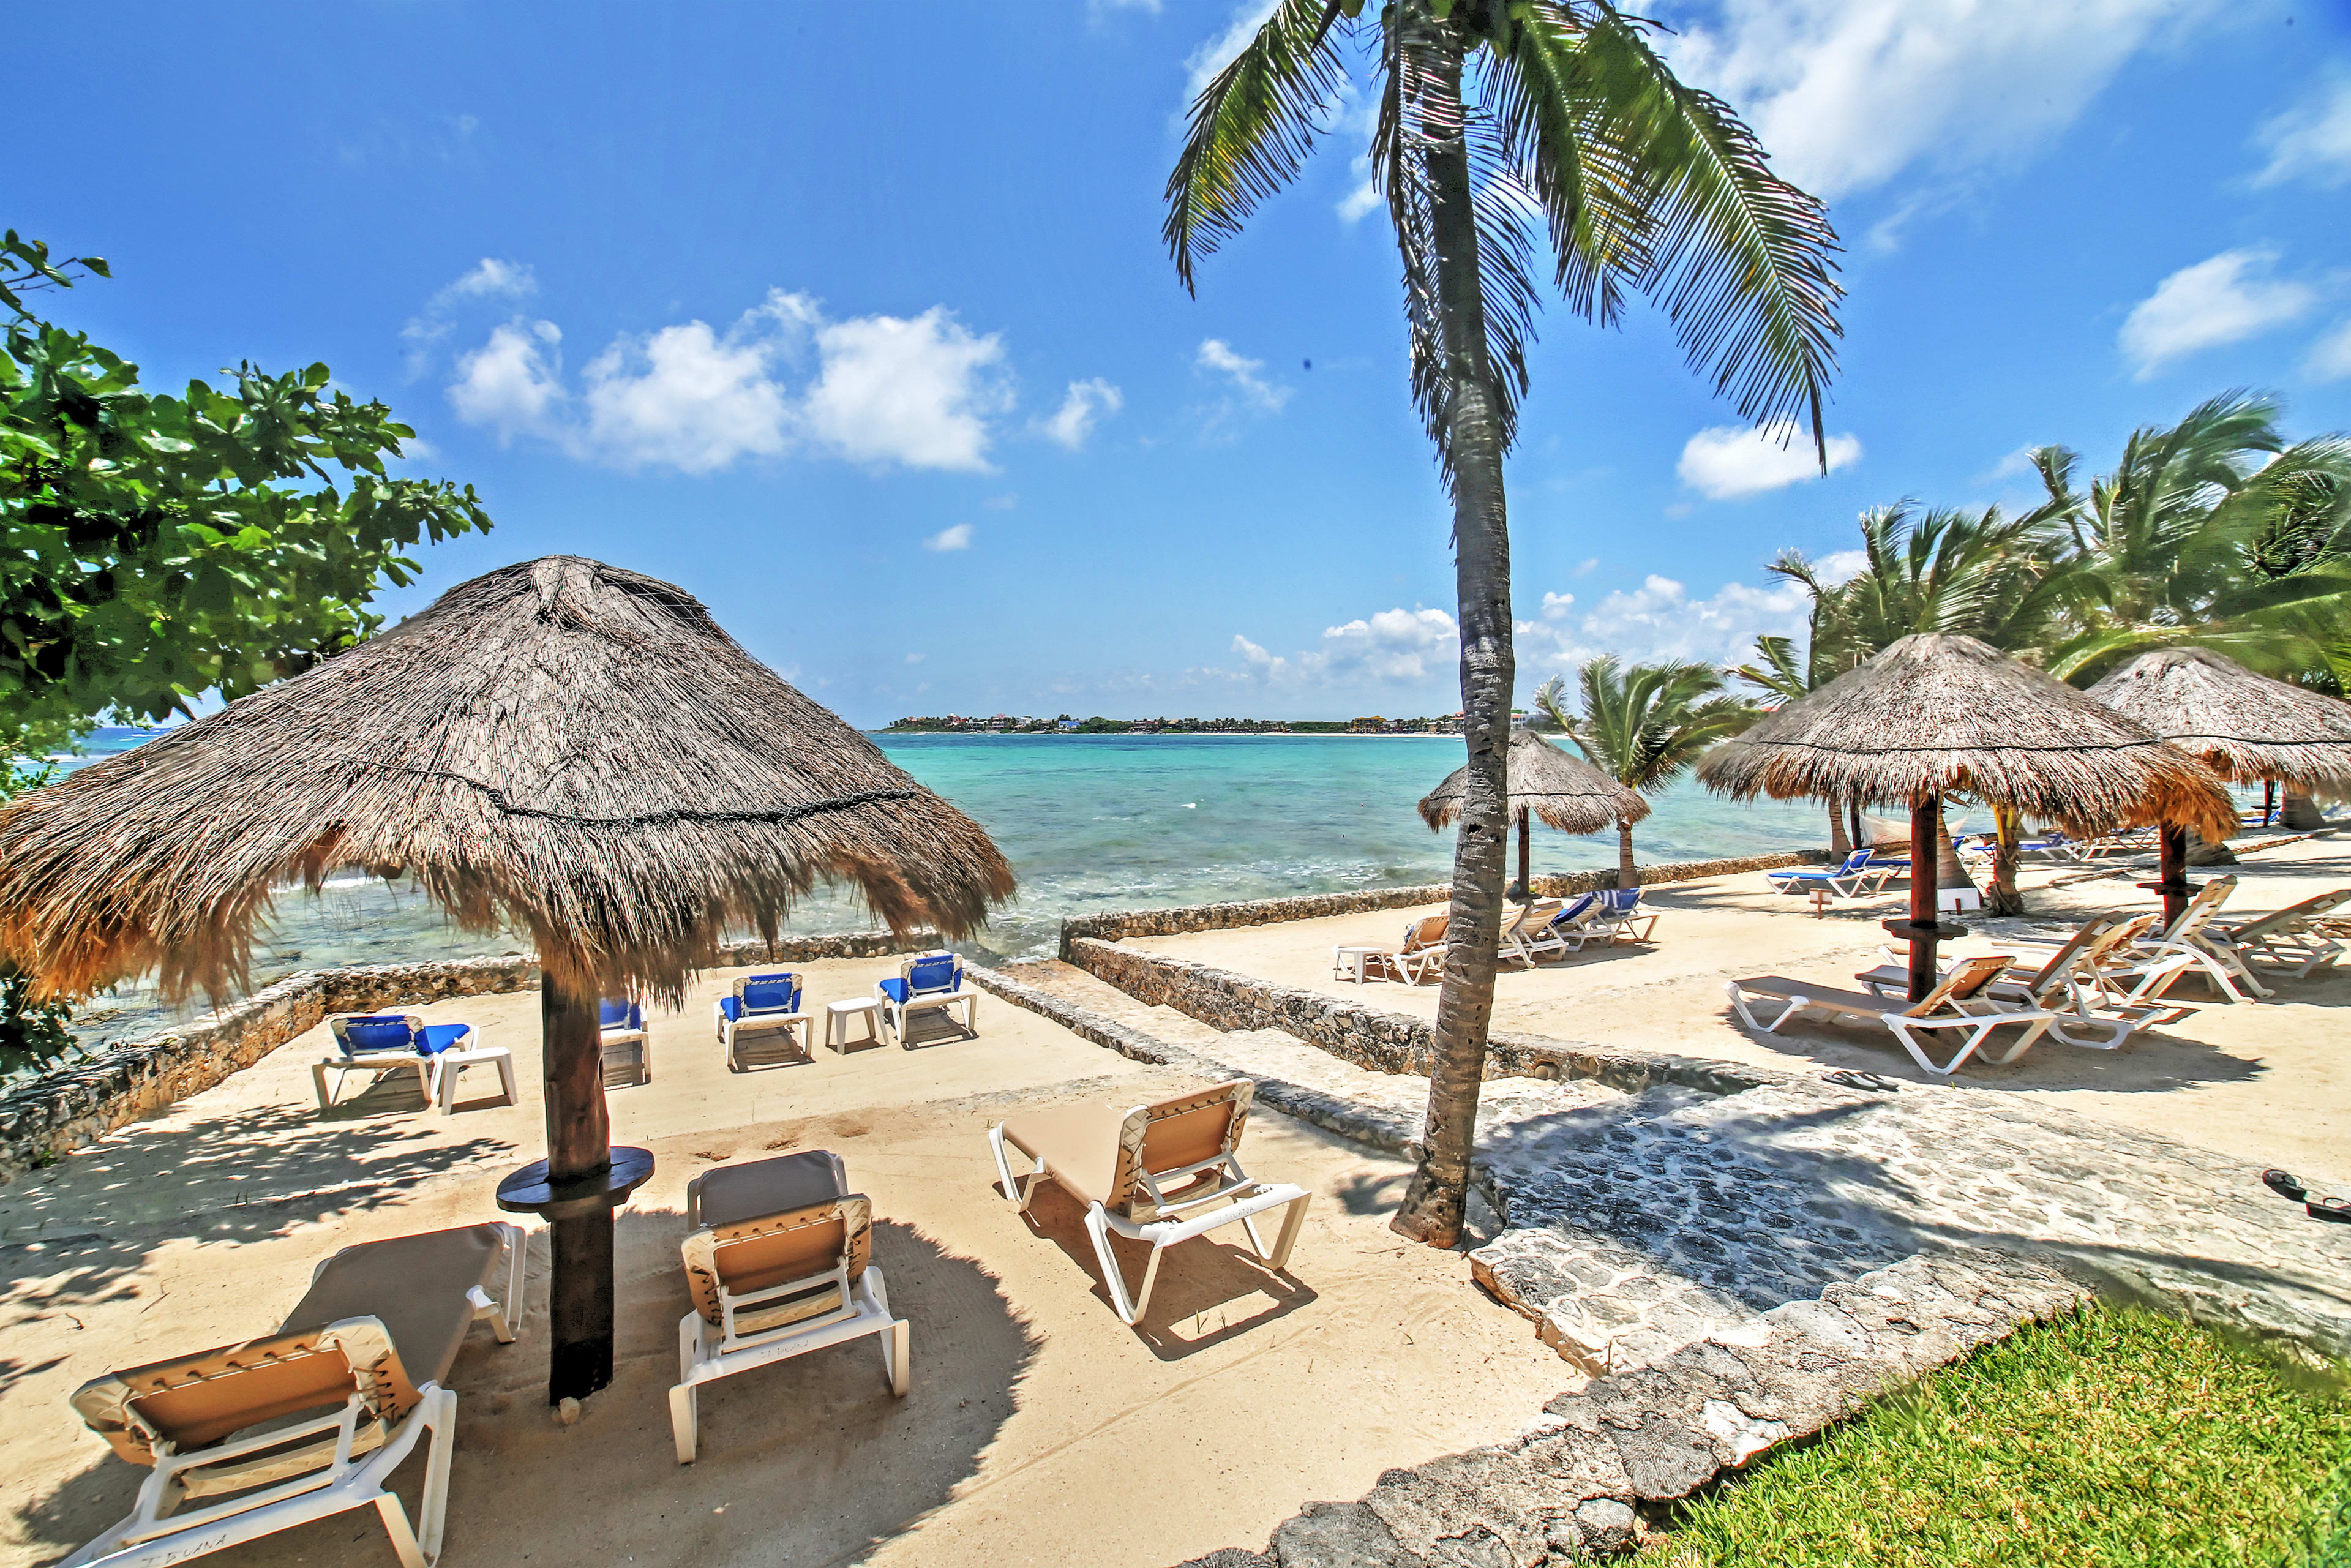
(338, 1016, 414, 1054)
(599, 999, 642, 1032)
(719, 996, 744, 1023)
(908, 955, 959, 993)
(739, 975, 800, 1013)
(877, 977, 910, 1004)
(415, 1023, 473, 1056)
(1548, 893, 1597, 928)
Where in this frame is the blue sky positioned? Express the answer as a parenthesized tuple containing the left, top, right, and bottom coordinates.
(15, 1, 2351, 725)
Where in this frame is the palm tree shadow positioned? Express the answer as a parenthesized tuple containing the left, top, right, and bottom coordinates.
(12, 1216, 1040, 1568)
(1002, 1180, 1313, 1361)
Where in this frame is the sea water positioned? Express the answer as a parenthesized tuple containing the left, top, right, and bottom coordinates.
(36, 733, 1839, 1069)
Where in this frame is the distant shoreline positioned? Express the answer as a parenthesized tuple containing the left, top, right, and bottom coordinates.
(869, 730, 1469, 740)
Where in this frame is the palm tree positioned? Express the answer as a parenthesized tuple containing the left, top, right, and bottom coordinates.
(1730, 628, 1856, 855)
(1164, 0, 1840, 1246)
(1535, 660, 1752, 887)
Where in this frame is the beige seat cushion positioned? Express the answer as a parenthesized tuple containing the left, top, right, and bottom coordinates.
(277, 1223, 506, 1391)
(692, 1150, 846, 1231)
(1000, 1103, 1131, 1210)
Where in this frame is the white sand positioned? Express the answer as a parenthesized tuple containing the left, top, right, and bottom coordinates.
(0, 955, 1565, 1568)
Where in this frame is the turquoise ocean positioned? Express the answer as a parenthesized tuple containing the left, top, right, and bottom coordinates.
(39, 733, 1840, 1070)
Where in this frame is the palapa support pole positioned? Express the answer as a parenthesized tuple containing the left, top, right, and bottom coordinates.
(1907, 795, 1941, 1003)
(496, 965, 654, 1408)
(542, 978, 612, 1402)
(1509, 809, 1532, 902)
(2155, 822, 2192, 929)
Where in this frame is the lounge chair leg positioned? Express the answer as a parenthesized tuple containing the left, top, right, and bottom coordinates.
(414, 1387, 456, 1564)
(886, 1318, 910, 1396)
(1267, 1192, 1311, 1272)
(1085, 1207, 1156, 1325)
(669, 1381, 698, 1465)
(377, 1491, 430, 1568)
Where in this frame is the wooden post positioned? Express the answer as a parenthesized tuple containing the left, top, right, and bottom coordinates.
(2157, 822, 2191, 930)
(541, 975, 613, 1404)
(1908, 794, 1941, 1003)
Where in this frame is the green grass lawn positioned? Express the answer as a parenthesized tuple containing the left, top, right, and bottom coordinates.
(1644, 1306, 2351, 1567)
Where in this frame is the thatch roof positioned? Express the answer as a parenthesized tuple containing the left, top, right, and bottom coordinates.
(2086, 647, 2351, 790)
(0, 557, 1014, 1004)
(1696, 633, 2235, 840)
(1419, 729, 1651, 836)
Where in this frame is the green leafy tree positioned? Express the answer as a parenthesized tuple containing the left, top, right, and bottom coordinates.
(1535, 659, 1752, 887)
(1, 231, 493, 757)
(1730, 631, 1854, 855)
(0, 760, 70, 1066)
(1164, 0, 1840, 1245)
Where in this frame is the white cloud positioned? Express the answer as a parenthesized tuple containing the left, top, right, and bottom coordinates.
(1572, 558, 1599, 578)
(1660, 0, 2213, 201)
(905, 651, 926, 664)
(580, 318, 792, 473)
(448, 320, 565, 441)
(1186, 1, 1279, 98)
(801, 306, 1008, 471)
(1337, 167, 1383, 223)
(1677, 419, 1863, 500)
(2253, 72, 2351, 190)
(1515, 573, 1821, 677)
(1034, 377, 1124, 449)
(404, 258, 539, 373)
(923, 523, 975, 552)
(2117, 249, 2316, 379)
(1226, 607, 1460, 688)
(2306, 319, 2351, 384)
(444, 288, 1011, 474)
(1197, 338, 1292, 412)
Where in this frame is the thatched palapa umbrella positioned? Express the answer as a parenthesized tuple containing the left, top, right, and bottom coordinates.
(1697, 634, 2232, 1001)
(2088, 647, 2351, 921)
(0, 557, 1013, 1403)
(1420, 729, 1649, 899)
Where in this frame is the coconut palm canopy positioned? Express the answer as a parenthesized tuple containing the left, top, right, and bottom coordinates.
(1419, 729, 1651, 836)
(2087, 646, 2351, 790)
(0, 556, 1014, 1005)
(1697, 633, 2235, 840)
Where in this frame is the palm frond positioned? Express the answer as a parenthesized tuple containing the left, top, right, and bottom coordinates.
(1163, 0, 1352, 294)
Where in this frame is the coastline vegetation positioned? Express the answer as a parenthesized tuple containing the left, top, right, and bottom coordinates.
(882, 713, 1467, 734)
(1644, 1306, 2351, 1567)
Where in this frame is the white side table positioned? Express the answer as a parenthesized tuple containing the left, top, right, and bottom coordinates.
(1332, 945, 1387, 983)
(825, 997, 882, 1051)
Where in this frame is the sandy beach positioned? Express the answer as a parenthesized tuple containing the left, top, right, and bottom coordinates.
(0, 956, 1567, 1568)
(1122, 835, 2351, 1188)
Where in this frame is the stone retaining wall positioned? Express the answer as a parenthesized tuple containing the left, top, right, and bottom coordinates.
(1059, 850, 1829, 955)
(0, 929, 943, 1185)
(1177, 1248, 2091, 1565)
(1064, 939, 1786, 1100)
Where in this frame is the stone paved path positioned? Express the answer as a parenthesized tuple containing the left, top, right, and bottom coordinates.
(1002, 961, 2351, 1379)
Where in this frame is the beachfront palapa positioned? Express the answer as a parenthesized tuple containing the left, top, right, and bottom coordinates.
(2088, 647, 2351, 925)
(1420, 728, 1649, 903)
(1696, 632, 2233, 1002)
(0, 555, 1013, 1404)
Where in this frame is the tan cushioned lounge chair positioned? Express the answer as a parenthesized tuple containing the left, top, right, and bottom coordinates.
(987, 1079, 1311, 1325)
(1855, 913, 2175, 1049)
(1725, 955, 2059, 1076)
(63, 1221, 523, 1568)
(669, 1150, 908, 1465)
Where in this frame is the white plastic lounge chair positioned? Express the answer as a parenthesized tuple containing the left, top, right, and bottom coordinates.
(876, 950, 977, 1045)
(1858, 914, 2173, 1049)
(1498, 898, 1565, 965)
(713, 972, 816, 1071)
(988, 1079, 1311, 1326)
(2204, 888, 2351, 981)
(313, 1015, 511, 1116)
(64, 1221, 523, 1568)
(1591, 887, 1658, 943)
(1380, 913, 1452, 983)
(1765, 848, 1895, 901)
(2125, 876, 2270, 1002)
(1725, 955, 2059, 1076)
(669, 1150, 907, 1464)
(599, 998, 653, 1085)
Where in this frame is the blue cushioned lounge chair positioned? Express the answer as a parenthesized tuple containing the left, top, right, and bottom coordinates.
(1766, 848, 1895, 901)
(314, 1014, 511, 1114)
(1593, 887, 1658, 943)
(713, 972, 816, 1071)
(600, 998, 653, 1086)
(876, 951, 976, 1046)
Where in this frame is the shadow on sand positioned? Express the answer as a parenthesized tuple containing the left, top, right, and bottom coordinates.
(13, 1215, 1038, 1568)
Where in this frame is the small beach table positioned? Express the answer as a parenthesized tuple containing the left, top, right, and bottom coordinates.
(826, 997, 882, 1051)
(1332, 945, 1386, 983)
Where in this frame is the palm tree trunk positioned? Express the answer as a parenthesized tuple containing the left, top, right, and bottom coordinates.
(1617, 821, 1637, 890)
(1828, 801, 1851, 858)
(2281, 789, 2327, 831)
(1986, 803, 2024, 916)
(1392, 39, 1511, 1250)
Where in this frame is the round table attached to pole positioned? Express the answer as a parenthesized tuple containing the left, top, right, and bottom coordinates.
(496, 969, 656, 1405)
(2137, 820, 2194, 929)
